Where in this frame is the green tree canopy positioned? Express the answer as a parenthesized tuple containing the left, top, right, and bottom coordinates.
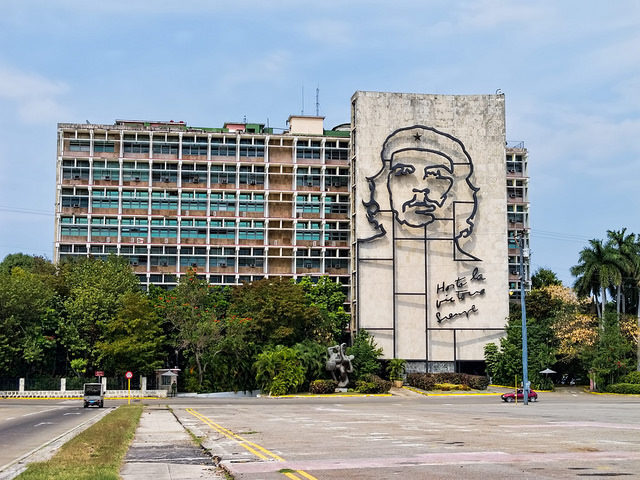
(298, 276, 350, 344)
(229, 277, 322, 346)
(531, 267, 562, 289)
(95, 291, 166, 375)
(0, 266, 59, 376)
(60, 256, 139, 369)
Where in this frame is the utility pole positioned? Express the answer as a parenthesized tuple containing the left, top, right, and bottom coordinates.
(518, 233, 529, 405)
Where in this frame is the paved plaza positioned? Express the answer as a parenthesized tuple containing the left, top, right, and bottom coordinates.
(171, 388, 640, 479)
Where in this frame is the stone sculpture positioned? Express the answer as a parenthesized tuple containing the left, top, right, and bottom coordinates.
(326, 343, 354, 388)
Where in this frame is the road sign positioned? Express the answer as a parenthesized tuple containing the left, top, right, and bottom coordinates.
(95, 371, 104, 377)
(125, 371, 133, 379)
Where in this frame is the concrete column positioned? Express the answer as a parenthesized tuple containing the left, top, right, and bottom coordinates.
(61, 378, 66, 392)
(141, 376, 147, 393)
(19, 378, 25, 392)
(101, 377, 107, 391)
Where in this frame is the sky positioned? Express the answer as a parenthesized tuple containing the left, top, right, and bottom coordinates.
(1, 0, 639, 286)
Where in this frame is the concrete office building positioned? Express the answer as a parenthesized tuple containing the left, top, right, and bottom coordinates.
(55, 117, 351, 289)
(54, 91, 530, 372)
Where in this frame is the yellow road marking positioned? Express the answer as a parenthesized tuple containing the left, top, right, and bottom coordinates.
(294, 469, 319, 479)
(186, 408, 317, 479)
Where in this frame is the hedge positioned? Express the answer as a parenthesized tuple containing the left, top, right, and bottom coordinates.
(604, 383, 640, 394)
(621, 371, 640, 385)
(407, 373, 489, 391)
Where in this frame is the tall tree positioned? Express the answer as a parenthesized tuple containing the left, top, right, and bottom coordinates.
(298, 276, 350, 344)
(571, 239, 623, 322)
(0, 267, 59, 376)
(605, 229, 635, 317)
(60, 256, 139, 371)
(95, 291, 166, 375)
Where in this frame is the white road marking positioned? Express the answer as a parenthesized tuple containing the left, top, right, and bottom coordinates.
(33, 422, 55, 427)
(22, 407, 59, 417)
(63, 412, 81, 416)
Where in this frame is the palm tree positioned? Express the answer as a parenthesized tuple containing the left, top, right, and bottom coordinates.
(571, 239, 623, 324)
(622, 236, 640, 371)
(606, 229, 635, 317)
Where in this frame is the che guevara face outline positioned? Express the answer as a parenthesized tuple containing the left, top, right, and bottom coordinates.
(387, 149, 454, 228)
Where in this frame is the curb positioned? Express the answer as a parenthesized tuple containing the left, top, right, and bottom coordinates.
(587, 391, 640, 397)
(264, 393, 393, 398)
(402, 386, 500, 397)
(0, 396, 162, 401)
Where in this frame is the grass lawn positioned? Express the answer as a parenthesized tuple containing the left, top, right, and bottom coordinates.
(17, 405, 143, 480)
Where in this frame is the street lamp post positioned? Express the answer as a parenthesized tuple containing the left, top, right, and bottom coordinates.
(518, 234, 529, 405)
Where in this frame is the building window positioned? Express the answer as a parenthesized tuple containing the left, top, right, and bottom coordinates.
(239, 139, 265, 158)
(94, 141, 115, 153)
(239, 165, 265, 185)
(296, 194, 321, 214)
(211, 138, 237, 157)
(122, 162, 150, 182)
(210, 165, 236, 184)
(296, 141, 321, 159)
(210, 193, 236, 212)
(296, 167, 321, 187)
(238, 193, 264, 212)
(69, 140, 90, 152)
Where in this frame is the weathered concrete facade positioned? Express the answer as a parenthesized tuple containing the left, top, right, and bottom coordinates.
(351, 91, 508, 372)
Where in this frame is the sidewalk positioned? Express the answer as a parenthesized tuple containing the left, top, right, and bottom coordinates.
(121, 406, 224, 480)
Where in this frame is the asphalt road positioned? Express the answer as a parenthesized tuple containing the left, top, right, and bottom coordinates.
(2, 389, 640, 479)
(171, 388, 640, 480)
(0, 399, 109, 475)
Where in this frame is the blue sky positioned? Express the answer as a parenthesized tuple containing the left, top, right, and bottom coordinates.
(1, 1, 639, 285)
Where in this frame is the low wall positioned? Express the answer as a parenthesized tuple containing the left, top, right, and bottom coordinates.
(0, 389, 167, 398)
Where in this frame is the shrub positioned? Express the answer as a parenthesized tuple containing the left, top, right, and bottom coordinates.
(387, 359, 406, 381)
(293, 340, 329, 389)
(621, 371, 640, 385)
(434, 383, 471, 391)
(347, 330, 383, 380)
(254, 345, 305, 396)
(355, 374, 391, 394)
(466, 374, 490, 390)
(309, 379, 337, 394)
(604, 383, 640, 394)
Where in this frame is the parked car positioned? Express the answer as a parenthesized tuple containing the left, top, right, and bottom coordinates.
(501, 389, 537, 402)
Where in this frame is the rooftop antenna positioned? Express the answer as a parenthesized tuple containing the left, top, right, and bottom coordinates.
(301, 85, 304, 115)
(315, 85, 320, 116)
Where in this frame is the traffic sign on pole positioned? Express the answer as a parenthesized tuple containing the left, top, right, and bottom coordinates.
(125, 371, 133, 404)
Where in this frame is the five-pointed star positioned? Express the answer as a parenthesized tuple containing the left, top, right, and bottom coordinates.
(413, 132, 422, 141)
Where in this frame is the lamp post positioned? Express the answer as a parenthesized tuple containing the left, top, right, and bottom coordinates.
(518, 233, 529, 406)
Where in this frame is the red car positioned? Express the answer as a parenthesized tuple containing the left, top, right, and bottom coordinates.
(501, 389, 538, 402)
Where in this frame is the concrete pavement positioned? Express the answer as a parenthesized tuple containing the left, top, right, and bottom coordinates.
(120, 406, 225, 480)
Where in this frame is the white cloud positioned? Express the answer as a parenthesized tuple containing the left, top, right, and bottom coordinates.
(0, 66, 70, 124)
